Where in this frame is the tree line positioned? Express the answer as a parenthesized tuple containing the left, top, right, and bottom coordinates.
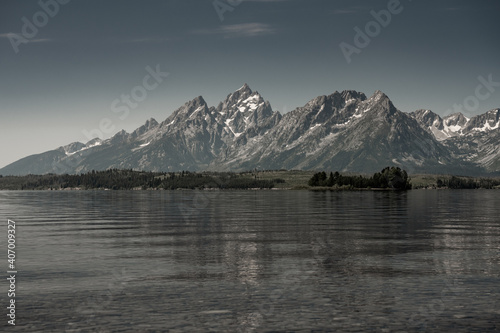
(436, 176, 500, 189)
(0, 169, 282, 190)
(308, 167, 412, 190)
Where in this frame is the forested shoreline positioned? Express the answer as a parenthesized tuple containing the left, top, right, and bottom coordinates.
(0, 169, 281, 190)
(0, 168, 499, 190)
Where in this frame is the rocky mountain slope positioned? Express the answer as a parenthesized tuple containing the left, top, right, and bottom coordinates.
(411, 108, 500, 172)
(1, 85, 498, 176)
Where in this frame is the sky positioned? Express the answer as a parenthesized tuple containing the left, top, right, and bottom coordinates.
(1, 0, 500, 168)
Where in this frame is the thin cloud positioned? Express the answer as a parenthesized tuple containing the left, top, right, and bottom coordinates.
(193, 23, 275, 38)
(117, 37, 172, 44)
(0, 33, 51, 43)
(332, 9, 357, 14)
(331, 5, 371, 15)
(28, 38, 51, 43)
(0, 33, 19, 39)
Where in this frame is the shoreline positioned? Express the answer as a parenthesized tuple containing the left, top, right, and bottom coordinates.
(1, 187, 498, 191)
(1, 169, 499, 191)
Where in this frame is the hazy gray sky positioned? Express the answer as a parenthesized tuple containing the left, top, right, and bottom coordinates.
(1, 0, 499, 168)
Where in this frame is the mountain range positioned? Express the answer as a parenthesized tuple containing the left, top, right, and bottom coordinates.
(2, 84, 499, 176)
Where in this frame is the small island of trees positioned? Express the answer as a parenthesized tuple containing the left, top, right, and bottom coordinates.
(308, 166, 412, 190)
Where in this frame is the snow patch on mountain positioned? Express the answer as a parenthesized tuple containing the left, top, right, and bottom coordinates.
(65, 140, 102, 156)
(473, 119, 500, 132)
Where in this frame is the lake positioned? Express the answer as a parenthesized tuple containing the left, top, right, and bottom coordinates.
(0, 190, 499, 332)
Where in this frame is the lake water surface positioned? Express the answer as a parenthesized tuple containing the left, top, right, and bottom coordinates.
(0, 190, 499, 332)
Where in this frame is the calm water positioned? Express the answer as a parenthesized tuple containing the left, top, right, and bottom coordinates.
(0, 190, 499, 332)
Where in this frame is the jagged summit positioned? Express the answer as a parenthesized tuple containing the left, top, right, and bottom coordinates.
(132, 118, 159, 139)
(238, 83, 252, 93)
(369, 90, 391, 102)
(59, 142, 86, 155)
(168, 96, 209, 122)
(0, 86, 498, 176)
(219, 84, 256, 109)
(465, 108, 500, 132)
(341, 90, 367, 101)
(145, 118, 159, 126)
(188, 96, 207, 108)
(444, 112, 469, 128)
